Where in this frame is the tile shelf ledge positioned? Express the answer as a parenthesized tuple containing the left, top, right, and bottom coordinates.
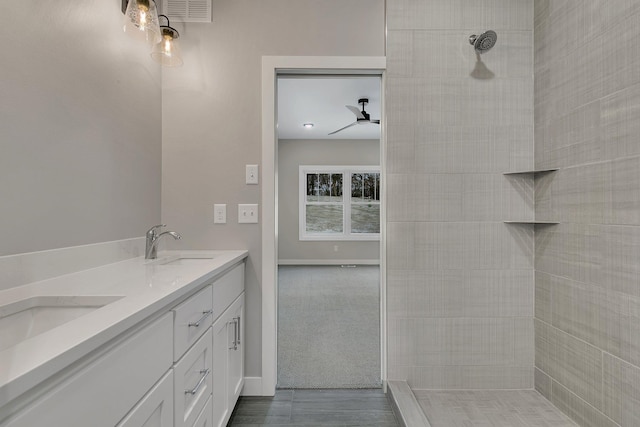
(504, 221, 559, 225)
(503, 168, 558, 175)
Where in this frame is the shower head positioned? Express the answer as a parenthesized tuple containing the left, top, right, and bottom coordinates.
(469, 30, 497, 54)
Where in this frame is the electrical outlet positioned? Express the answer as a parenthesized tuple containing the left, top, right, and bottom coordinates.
(238, 204, 258, 223)
(214, 204, 226, 224)
(246, 165, 259, 184)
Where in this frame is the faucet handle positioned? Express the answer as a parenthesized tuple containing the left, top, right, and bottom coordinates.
(146, 224, 166, 236)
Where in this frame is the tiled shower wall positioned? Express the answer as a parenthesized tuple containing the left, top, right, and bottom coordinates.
(534, 1, 640, 426)
(386, 0, 536, 389)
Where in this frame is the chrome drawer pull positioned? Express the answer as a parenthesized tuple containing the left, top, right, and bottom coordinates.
(185, 369, 210, 395)
(229, 318, 238, 350)
(235, 316, 241, 346)
(188, 310, 213, 327)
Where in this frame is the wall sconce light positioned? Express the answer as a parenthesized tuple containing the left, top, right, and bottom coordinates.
(150, 15, 184, 67)
(122, 0, 161, 47)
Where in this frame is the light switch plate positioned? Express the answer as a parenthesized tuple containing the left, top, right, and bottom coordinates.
(238, 204, 258, 223)
(214, 204, 226, 224)
(246, 165, 259, 185)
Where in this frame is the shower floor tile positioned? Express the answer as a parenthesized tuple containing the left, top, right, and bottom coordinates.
(413, 390, 578, 427)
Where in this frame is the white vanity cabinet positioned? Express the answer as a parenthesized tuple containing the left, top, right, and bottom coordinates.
(211, 263, 245, 427)
(0, 258, 246, 427)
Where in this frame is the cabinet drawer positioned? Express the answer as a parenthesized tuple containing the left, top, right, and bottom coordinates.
(173, 285, 213, 361)
(3, 313, 173, 427)
(116, 370, 173, 427)
(212, 264, 244, 322)
(174, 328, 213, 427)
(191, 395, 212, 427)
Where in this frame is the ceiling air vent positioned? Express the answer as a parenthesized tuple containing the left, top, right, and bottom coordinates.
(162, 0, 212, 23)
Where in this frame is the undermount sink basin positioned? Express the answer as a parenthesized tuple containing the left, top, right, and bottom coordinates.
(0, 295, 124, 351)
(157, 255, 216, 266)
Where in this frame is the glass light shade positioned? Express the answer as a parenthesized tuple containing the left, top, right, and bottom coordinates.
(151, 28, 183, 67)
(123, 0, 161, 47)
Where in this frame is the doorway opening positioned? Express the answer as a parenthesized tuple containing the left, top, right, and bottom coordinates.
(276, 75, 382, 388)
(260, 56, 387, 396)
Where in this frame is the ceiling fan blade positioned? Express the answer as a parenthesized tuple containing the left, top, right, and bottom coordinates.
(328, 121, 358, 135)
(346, 105, 365, 119)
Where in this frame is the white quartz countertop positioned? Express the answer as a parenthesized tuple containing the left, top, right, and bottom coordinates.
(0, 249, 248, 407)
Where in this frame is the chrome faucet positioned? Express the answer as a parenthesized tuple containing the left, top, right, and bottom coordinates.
(145, 224, 182, 260)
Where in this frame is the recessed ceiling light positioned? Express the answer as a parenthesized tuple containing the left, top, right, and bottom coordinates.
(302, 123, 314, 129)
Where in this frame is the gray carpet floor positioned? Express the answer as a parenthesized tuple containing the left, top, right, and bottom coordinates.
(277, 265, 381, 389)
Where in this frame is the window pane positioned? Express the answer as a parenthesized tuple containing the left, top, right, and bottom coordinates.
(306, 205, 343, 233)
(363, 173, 378, 201)
(351, 205, 380, 233)
(306, 174, 318, 202)
(331, 173, 343, 201)
(351, 173, 363, 200)
(318, 174, 331, 200)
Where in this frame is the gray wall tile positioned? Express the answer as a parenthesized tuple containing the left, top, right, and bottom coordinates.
(533, 3, 640, 420)
(602, 353, 640, 427)
(551, 380, 619, 427)
(535, 319, 603, 410)
(386, 0, 535, 390)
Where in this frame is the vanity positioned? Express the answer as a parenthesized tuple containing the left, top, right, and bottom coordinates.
(0, 250, 248, 427)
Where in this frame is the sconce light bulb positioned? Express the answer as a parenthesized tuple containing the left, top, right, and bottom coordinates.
(151, 27, 183, 67)
(123, 0, 161, 46)
(139, 10, 147, 30)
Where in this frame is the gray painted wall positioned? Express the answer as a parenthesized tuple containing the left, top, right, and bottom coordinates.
(534, 2, 640, 426)
(161, 0, 385, 379)
(386, 0, 536, 389)
(1, 0, 162, 256)
(278, 139, 380, 262)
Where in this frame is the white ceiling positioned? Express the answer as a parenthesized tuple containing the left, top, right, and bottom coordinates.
(277, 76, 381, 140)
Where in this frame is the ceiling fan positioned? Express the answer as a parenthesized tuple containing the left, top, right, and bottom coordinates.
(328, 98, 380, 135)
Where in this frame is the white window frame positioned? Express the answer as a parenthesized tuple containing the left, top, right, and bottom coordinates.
(299, 165, 380, 241)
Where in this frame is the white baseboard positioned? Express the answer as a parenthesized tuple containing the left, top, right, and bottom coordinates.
(278, 259, 380, 265)
(242, 377, 264, 396)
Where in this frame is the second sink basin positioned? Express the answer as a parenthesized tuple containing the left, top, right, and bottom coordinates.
(0, 295, 124, 351)
(157, 255, 216, 266)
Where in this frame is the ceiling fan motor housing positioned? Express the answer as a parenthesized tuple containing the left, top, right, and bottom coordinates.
(358, 98, 370, 121)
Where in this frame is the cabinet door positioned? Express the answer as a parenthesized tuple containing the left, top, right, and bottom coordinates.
(227, 293, 244, 410)
(117, 371, 173, 427)
(2, 314, 173, 427)
(211, 314, 229, 427)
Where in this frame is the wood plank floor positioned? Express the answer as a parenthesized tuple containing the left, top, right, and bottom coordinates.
(228, 389, 400, 426)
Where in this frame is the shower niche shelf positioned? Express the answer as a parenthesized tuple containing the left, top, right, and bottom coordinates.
(503, 168, 559, 225)
(502, 168, 558, 176)
(504, 220, 558, 225)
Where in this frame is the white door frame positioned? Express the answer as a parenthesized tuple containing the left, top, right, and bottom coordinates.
(260, 56, 387, 395)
